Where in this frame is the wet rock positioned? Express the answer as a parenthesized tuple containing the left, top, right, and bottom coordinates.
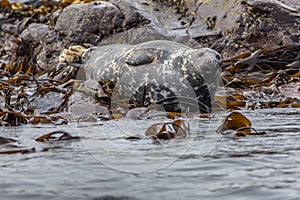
(0, 13, 4, 20)
(53, 1, 150, 46)
(1, 23, 19, 35)
(0, 14, 18, 54)
(100, 26, 203, 48)
(21, 23, 62, 70)
(54, 1, 123, 45)
(110, 0, 151, 29)
(22, 23, 59, 46)
(191, 0, 243, 33)
(125, 107, 149, 119)
(102, 0, 219, 47)
(215, 0, 300, 57)
(68, 101, 110, 117)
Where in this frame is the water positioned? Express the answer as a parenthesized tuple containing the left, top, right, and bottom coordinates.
(0, 108, 300, 200)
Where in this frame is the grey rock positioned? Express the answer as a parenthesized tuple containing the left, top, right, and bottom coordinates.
(211, 0, 300, 57)
(125, 107, 149, 119)
(54, 1, 123, 45)
(102, 0, 219, 48)
(106, 26, 167, 44)
(54, 1, 150, 46)
(1, 23, 19, 35)
(21, 23, 62, 70)
(192, 0, 243, 33)
(22, 23, 59, 45)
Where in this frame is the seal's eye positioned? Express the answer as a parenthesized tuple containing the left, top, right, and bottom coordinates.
(215, 54, 221, 61)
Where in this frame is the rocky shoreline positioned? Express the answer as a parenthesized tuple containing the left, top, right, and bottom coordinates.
(1, 0, 299, 68)
(0, 0, 299, 126)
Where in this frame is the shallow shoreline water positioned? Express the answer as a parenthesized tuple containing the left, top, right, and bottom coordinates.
(1, 108, 300, 200)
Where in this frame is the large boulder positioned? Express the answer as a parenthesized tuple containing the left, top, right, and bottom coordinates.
(54, 1, 149, 45)
(212, 0, 300, 57)
(101, 0, 222, 47)
(54, 1, 123, 45)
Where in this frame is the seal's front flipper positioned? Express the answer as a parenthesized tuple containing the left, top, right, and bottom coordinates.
(125, 48, 165, 66)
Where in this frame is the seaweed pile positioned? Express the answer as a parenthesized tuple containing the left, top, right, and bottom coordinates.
(0, 38, 73, 126)
(217, 45, 300, 110)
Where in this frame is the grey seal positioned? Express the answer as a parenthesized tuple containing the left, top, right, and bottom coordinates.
(65, 40, 222, 113)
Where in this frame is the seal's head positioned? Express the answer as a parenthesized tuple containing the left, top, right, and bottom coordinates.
(185, 48, 222, 98)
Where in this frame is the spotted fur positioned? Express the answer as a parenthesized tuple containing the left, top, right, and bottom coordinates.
(81, 40, 222, 113)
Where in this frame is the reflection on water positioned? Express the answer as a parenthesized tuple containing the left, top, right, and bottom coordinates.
(0, 108, 300, 199)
